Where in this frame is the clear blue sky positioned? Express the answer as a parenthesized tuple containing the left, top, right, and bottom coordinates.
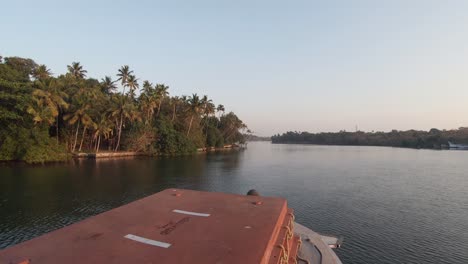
(2, 0, 468, 136)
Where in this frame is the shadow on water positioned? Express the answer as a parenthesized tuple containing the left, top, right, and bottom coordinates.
(0, 150, 245, 249)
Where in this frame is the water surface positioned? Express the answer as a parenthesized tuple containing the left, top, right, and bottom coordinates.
(1, 142, 468, 263)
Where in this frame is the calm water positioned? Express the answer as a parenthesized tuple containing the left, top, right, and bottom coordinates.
(1, 142, 468, 263)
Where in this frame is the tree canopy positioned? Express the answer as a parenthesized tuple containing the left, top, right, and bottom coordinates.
(0, 55, 247, 163)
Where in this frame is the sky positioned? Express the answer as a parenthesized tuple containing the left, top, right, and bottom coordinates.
(2, 0, 468, 136)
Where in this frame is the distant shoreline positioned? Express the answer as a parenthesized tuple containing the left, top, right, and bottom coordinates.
(270, 141, 444, 150)
(271, 128, 468, 150)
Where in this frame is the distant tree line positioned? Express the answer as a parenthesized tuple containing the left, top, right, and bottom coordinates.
(245, 134, 271, 141)
(0, 56, 247, 163)
(271, 128, 468, 149)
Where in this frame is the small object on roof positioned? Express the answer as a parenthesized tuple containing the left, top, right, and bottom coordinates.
(247, 189, 260, 196)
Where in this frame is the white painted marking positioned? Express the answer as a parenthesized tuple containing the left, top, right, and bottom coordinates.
(124, 234, 171, 248)
(173, 209, 210, 217)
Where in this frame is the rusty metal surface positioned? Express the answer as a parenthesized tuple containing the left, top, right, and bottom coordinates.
(0, 189, 289, 264)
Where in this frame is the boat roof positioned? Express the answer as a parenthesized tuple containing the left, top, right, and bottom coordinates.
(0, 189, 293, 264)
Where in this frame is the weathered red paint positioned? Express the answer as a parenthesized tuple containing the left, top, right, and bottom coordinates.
(0, 189, 299, 264)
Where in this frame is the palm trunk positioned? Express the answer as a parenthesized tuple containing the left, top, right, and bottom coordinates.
(79, 126, 86, 152)
(115, 112, 124, 151)
(187, 115, 194, 136)
(72, 121, 80, 152)
(96, 135, 101, 153)
(56, 115, 59, 144)
(157, 101, 162, 116)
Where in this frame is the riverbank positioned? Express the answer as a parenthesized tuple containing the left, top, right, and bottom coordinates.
(0, 144, 246, 164)
(196, 144, 245, 152)
(72, 152, 151, 159)
(72, 144, 245, 159)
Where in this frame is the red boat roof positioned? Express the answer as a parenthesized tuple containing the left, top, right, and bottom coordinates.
(0, 189, 299, 264)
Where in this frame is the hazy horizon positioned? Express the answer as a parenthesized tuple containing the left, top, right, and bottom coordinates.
(2, 0, 468, 136)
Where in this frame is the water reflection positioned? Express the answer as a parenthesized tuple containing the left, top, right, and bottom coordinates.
(0, 150, 247, 248)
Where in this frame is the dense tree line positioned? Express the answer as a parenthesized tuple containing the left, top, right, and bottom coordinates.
(0, 56, 247, 163)
(272, 128, 468, 149)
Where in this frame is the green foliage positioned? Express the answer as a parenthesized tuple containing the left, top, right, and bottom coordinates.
(4, 57, 37, 82)
(205, 125, 224, 147)
(155, 120, 196, 155)
(122, 122, 157, 152)
(219, 112, 247, 144)
(0, 55, 247, 163)
(0, 124, 67, 163)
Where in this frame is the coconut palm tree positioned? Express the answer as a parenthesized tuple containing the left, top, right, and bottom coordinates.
(216, 104, 225, 126)
(216, 104, 225, 118)
(126, 75, 139, 98)
(33, 64, 52, 80)
(111, 95, 140, 151)
(111, 95, 126, 151)
(169, 96, 181, 122)
(117, 65, 133, 94)
(202, 95, 215, 117)
(141, 80, 153, 94)
(200, 95, 215, 130)
(93, 114, 113, 153)
(186, 93, 203, 136)
(67, 62, 87, 79)
(27, 90, 57, 125)
(155, 84, 169, 116)
(221, 112, 246, 142)
(101, 76, 117, 94)
(139, 81, 158, 124)
(27, 79, 69, 143)
(64, 104, 93, 152)
(78, 114, 95, 152)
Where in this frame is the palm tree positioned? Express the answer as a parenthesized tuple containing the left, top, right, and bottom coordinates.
(117, 65, 133, 93)
(216, 104, 225, 118)
(93, 114, 113, 153)
(33, 64, 52, 80)
(27, 79, 69, 143)
(216, 104, 225, 126)
(67, 62, 87, 79)
(110, 95, 140, 151)
(111, 95, 126, 151)
(125, 75, 139, 98)
(155, 84, 169, 116)
(169, 96, 181, 122)
(64, 83, 100, 152)
(141, 80, 153, 95)
(186, 93, 203, 136)
(27, 89, 57, 125)
(202, 95, 215, 117)
(64, 104, 93, 152)
(101, 76, 117, 94)
(200, 95, 215, 130)
(221, 112, 246, 142)
(139, 81, 157, 124)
